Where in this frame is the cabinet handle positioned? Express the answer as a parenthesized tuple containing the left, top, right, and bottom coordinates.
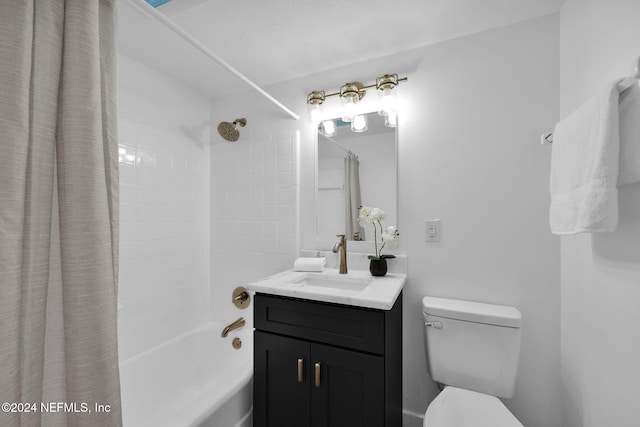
(314, 362, 321, 388)
(297, 358, 303, 383)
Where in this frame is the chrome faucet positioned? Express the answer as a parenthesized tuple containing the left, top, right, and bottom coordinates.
(221, 317, 245, 337)
(332, 234, 348, 274)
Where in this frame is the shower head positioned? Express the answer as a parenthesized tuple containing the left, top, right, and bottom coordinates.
(217, 118, 247, 142)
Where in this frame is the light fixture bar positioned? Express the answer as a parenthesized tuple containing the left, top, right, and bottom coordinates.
(320, 76, 408, 99)
(306, 74, 407, 124)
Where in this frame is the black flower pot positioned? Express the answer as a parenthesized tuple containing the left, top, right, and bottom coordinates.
(369, 258, 388, 277)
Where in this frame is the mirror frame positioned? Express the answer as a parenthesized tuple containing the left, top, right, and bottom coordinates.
(313, 108, 399, 254)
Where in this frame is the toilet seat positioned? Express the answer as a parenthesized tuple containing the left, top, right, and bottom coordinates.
(424, 386, 523, 427)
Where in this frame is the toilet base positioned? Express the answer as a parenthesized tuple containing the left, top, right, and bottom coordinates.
(423, 386, 523, 427)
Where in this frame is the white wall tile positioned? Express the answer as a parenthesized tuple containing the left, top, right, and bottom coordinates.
(119, 164, 137, 185)
(263, 205, 277, 221)
(277, 139, 291, 156)
(264, 156, 277, 173)
(277, 155, 291, 172)
(209, 128, 299, 324)
(263, 173, 277, 189)
(117, 57, 211, 362)
(120, 183, 137, 204)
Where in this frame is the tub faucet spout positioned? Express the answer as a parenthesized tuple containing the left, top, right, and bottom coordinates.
(332, 234, 348, 274)
(221, 317, 245, 337)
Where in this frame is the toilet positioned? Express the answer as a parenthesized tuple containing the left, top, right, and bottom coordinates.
(422, 296, 524, 427)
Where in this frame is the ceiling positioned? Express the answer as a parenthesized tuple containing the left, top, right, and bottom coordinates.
(119, 0, 565, 99)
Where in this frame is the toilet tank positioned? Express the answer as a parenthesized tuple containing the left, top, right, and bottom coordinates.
(422, 296, 522, 398)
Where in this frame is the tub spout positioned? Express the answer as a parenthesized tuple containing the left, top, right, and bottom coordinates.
(221, 317, 245, 337)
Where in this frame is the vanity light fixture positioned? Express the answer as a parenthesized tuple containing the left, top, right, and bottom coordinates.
(306, 74, 407, 126)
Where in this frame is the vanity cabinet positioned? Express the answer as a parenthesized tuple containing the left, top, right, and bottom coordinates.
(253, 292, 402, 427)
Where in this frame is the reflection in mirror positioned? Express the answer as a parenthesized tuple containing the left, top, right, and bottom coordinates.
(317, 112, 396, 241)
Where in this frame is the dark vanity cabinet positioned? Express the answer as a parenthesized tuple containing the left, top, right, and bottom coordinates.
(253, 293, 402, 427)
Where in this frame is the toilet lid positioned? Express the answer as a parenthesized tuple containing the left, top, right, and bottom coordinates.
(424, 387, 523, 427)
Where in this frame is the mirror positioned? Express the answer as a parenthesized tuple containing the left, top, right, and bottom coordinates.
(316, 111, 397, 241)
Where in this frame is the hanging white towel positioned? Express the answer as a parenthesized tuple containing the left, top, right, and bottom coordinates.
(549, 80, 622, 234)
(618, 83, 640, 185)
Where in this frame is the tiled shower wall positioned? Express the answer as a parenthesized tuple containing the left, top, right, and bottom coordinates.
(118, 120, 210, 361)
(210, 129, 299, 322)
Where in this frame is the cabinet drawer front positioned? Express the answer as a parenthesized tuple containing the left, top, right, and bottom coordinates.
(255, 294, 384, 354)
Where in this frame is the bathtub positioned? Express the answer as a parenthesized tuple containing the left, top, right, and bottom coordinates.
(119, 322, 253, 427)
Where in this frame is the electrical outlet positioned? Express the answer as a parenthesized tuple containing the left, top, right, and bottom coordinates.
(425, 219, 441, 242)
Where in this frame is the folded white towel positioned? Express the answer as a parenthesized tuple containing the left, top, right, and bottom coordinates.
(618, 83, 640, 185)
(293, 257, 326, 272)
(550, 80, 621, 234)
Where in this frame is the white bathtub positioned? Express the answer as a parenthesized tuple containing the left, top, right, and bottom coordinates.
(119, 322, 253, 427)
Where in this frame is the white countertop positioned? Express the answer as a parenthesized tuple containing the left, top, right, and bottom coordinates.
(247, 268, 406, 310)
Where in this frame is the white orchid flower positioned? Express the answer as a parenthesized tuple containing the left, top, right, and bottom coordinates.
(382, 225, 400, 248)
(382, 225, 399, 241)
(358, 206, 373, 226)
(370, 208, 386, 222)
(357, 206, 399, 259)
(359, 206, 372, 216)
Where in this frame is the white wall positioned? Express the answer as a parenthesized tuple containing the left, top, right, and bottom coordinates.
(396, 17, 561, 427)
(117, 54, 212, 361)
(559, 1, 640, 426)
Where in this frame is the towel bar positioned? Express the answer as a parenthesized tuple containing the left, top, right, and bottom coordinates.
(541, 56, 640, 144)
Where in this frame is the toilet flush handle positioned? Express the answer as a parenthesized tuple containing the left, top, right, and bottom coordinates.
(425, 321, 443, 329)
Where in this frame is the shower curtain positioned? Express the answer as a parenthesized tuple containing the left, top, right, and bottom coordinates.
(0, 1, 122, 426)
(344, 153, 365, 240)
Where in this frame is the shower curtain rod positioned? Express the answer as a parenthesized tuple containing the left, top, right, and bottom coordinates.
(320, 134, 356, 157)
(124, 0, 300, 121)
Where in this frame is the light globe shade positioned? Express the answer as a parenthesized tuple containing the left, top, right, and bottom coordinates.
(307, 91, 325, 124)
(308, 102, 322, 124)
(378, 87, 397, 116)
(322, 120, 336, 137)
(340, 83, 361, 122)
(384, 112, 397, 128)
(341, 96, 357, 122)
(376, 74, 399, 116)
(351, 114, 368, 132)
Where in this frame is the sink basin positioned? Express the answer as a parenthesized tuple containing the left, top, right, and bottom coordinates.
(292, 274, 371, 291)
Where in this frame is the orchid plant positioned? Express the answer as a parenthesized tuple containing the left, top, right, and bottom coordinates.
(358, 206, 400, 260)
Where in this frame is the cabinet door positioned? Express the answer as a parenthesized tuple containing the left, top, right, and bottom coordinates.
(254, 331, 311, 427)
(311, 343, 385, 427)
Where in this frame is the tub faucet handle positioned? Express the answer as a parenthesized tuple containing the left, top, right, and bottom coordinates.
(232, 287, 250, 309)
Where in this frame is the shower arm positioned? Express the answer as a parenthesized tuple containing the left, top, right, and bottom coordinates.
(125, 0, 300, 121)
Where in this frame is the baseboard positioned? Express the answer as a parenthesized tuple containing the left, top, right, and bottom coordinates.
(403, 409, 424, 427)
